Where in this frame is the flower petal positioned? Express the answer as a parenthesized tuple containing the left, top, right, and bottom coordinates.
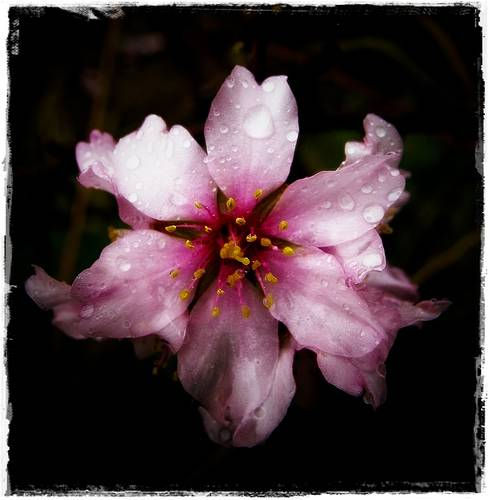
(112, 115, 218, 223)
(116, 196, 153, 229)
(260, 247, 383, 357)
(177, 277, 279, 445)
(204, 66, 299, 214)
(344, 114, 402, 169)
(27, 230, 210, 340)
(363, 266, 419, 302)
(233, 335, 296, 447)
(261, 155, 405, 247)
(76, 130, 116, 194)
(325, 229, 386, 284)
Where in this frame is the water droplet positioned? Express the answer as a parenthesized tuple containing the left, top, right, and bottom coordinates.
(219, 428, 232, 442)
(170, 192, 187, 206)
(243, 105, 275, 139)
(390, 168, 400, 177)
(387, 188, 403, 202)
(157, 239, 166, 249)
(128, 193, 138, 203)
(262, 80, 275, 92)
(226, 78, 235, 88)
(183, 139, 191, 149)
(362, 204, 384, 223)
(267, 147, 274, 154)
(254, 407, 266, 418)
(286, 130, 298, 142)
(220, 126, 229, 134)
(231, 146, 238, 153)
(338, 193, 355, 211)
(80, 304, 94, 319)
(235, 104, 241, 109)
(213, 109, 220, 117)
(241, 80, 249, 88)
(375, 126, 386, 138)
(119, 260, 132, 272)
(322, 201, 332, 209)
(361, 184, 373, 194)
(321, 279, 329, 287)
(123, 319, 131, 328)
(362, 253, 383, 267)
(378, 174, 386, 183)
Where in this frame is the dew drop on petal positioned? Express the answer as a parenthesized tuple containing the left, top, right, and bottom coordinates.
(262, 80, 275, 92)
(321, 279, 329, 287)
(362, 253, 383, 267)
(361, 184, 373, 194)
(241, 80, 249, 88)
(220, 126, 229, 134)
(254, 407, 266, 418)
(183, 139, 191, 149)
(226, 78, 235, 88)
(387, 188, 403, 202)
(286, 130, 298, 142)
(243, 105, 275, 139)
(125, 155, 140, 170)
(390, 168, 400, 176)
(123, 319, 132, 328)
(80, 304, 94, 319)
(119, 260, 132, 272)
(362, 204, 384, 223)
(375, 126, 386, 138)
(128, 193, 138, 203)
(338, 193, 355, 211)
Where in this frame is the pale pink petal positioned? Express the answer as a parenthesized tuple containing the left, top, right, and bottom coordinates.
(233, 335, 296, 447)
(325, 229, 386, 283)
(154, 311, 188, 352)
(316, 352, 364, 397)
(111, 115, 218, 223)
(178, 277, 278, 445)
(116, 196, 153, 229)
(259, 247, 383, 357)
(344, 114, 402, 169)
(261, 155, 405, 247)
(27, 230, 210, 340)
(204, 66, 299, 214)
(363, 266, 419, 302)
(76, 130, 116, 194)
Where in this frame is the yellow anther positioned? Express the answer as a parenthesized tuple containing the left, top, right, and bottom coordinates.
(263, 294, 274, 309)
(185, 240, 195, 249)
(265, 272, 279, 284)
(216, 288, 225, 296)
(235, 217, 246, 226)
(211, 306, 221, 318)
(226, 197, 236, 211)
(108, 226, 129, 242)
(254, 189, 263, 199)
(236, 257, 250, 266)
(179, 289, 191, 301)
(278, 220, 289, 231)
(241, 305, 251, 319)
(194, 201, 203, 209)
(226, 270, 244, 287)
(165, 225, 177, 233)
(282, 246, 295, 256)
(251, 260, 262, 271)
(260, 237, 272, 247)
(193, 268, 206, 279)
(204, 225, 213, 233)
(220, 240, 250, 266)
(169, 269, 180, 279)
(246, 234, 257, 243)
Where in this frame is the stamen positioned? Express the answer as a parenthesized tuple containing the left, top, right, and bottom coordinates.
(211, 306, 221, 318)
(260, 237, 272, 247)
(194, 201, 203, 209)
(235, 217, 246, 226)
(254, 188, 263, 200)
(226, 197, 236, 211)
(265, 272, 279, 284)
(251, 260, 262, 270)
(278, 220, 288, 231)
(193, 268, 206, 279)
(185, 240, 195, 249)
(108, 226, 129, 242)
(246, 234, 257, 243)
(263, 294, 274, 309)
(282, 246, 295, 256)
(216, 288, 225, 296)
(241, 305, 251, 319)
(179, 289, 191, 301)
(204, 225, 213, 233)
(169, 269, 180, 279)
(165, 225, 177, 233)
(226, 269, 245, 287)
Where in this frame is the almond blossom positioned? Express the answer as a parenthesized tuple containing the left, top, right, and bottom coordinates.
(26, 66, 447, 447)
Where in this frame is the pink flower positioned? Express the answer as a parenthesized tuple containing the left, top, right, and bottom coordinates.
(26, 65, 446, 447)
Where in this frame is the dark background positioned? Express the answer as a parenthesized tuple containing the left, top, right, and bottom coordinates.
(7, 4, 482, 493)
